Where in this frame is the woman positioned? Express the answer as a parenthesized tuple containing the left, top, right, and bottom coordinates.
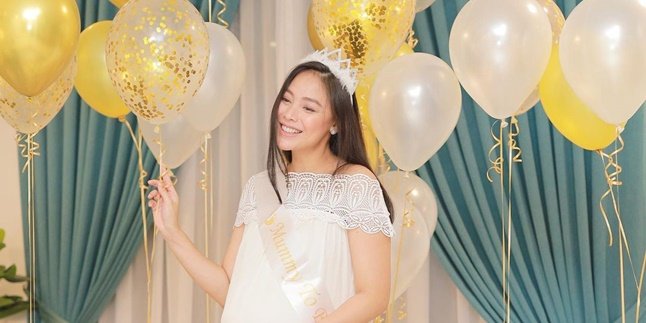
(148, 48, 394, 322)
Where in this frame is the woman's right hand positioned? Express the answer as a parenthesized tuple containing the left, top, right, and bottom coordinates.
(148, 171, 181, 238)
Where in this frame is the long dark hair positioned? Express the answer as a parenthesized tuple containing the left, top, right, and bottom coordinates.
(266, 61, 394, 222)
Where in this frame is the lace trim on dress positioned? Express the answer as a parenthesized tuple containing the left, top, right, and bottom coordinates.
(283, 172, 393, 237)
(234, 175, 258, 227)
(233, 172, 393, 237)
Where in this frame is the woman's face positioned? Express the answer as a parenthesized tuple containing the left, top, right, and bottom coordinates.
(276, 70, 336, 154)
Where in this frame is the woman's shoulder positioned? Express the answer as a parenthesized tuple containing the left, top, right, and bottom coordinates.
(336, 164, 377, 180)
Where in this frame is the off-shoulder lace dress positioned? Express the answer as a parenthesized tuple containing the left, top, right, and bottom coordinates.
(221, 171, 392, 322)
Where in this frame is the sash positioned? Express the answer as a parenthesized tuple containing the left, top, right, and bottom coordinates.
(255, 172, 334, 322)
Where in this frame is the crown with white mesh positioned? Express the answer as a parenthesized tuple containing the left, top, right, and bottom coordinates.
(301, 48, 358, 97)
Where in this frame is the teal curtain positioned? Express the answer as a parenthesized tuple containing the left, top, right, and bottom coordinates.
(19, 0, 239, 322)
(413, 1, 646, 322)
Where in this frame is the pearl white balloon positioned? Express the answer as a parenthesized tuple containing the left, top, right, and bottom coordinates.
(415, 0, 436, 12)
(449, 0, 552, 119)
(185, 23, 246, 132)
(559, 0, 646, 125)
(139, 115, 204, 169)
(380, 170, 438, 300)
(370, 53, 461, 171)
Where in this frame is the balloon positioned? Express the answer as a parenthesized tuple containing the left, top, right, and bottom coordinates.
(393, 43, 414, 59)
(109, 0, 129, 8)
(416, 0, 436, 12)
(0, 0, 80, 97)
(559, 0, 646, 125)
(139, 115, 204, 169)
(0, 58, 77, 134)
(539, 48, 618, 150)
(537, 0, 565, 44)
(355, 75, 380, 170)
(515, 0, 565, 116)
(75, 21, 129, 119)
(307, 5, 324, 51)
(379, 170, 437, 300)
(106, 0, 210, 124)
(370, 53, 461, 171)
(310, 0, 415, 78)
(184, 23, 245, 132)
(356, 44, 413, 170)
(448, 0, 552, 120)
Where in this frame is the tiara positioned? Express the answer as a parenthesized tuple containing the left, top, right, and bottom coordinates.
(301, 48, 358, 96)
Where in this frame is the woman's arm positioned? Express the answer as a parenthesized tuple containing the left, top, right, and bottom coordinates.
(320, 229, 391, 323)
(148, 173, 243, 307)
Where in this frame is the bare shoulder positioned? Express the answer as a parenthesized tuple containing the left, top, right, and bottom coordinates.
(338, 164, 377, 180)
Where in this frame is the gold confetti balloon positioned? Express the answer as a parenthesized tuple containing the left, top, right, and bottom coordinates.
(0, 57, 77, 134)
(106, 0, 210, 124)
(311, 0, 415, 78)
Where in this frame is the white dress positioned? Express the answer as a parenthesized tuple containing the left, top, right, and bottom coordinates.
(221, 171, 393, 323)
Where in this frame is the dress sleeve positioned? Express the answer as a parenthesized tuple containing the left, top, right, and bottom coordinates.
(234, 175, 257, 227)
(340, 177, 394, 237)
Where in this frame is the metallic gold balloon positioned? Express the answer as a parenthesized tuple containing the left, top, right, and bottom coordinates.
(76, 21, 130, 118)
(0, 0, 80, 97)
(307, 5, 325, 50)
(106, 0, 210, 124)
(311, 0, 415, 78)
(109, 0, 130, 8)
(0, 58, 77, 134)
(539, 48, 617, 150)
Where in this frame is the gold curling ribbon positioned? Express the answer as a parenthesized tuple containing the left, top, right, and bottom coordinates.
(486, 120, 504, 183)
(216, 0, 229, 28)
(597, 133, 645, 323)
(18, 133, 39, 323)
(406, 29, 418, 49)
(200, 133, 212, 323)
(119, 117, 154, 323)
(486, 119, 510, 321)
(504, 116, 523, 323)
(486, 117, 521, 323)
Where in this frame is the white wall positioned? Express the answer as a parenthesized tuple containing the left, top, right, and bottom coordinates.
(0, 119, 28, 322)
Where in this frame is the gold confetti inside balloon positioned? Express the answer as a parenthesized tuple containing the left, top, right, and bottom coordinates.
(307, 5, 324, 50)
(106, 0, 210, 124)
(0, 57, 77, 134)
(0, 0, 80, 97)
(311, 0, 415, 78)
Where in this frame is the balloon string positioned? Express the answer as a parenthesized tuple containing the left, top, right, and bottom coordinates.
(18, 133, 39, 323)
(216, 0, 229, 28)
(635, 252, 645, 323)
(119, 117, 154, 323)
(598, 133, 644, 323)
(406, 29, 418, 49)
(385, 171, 414, 323)
(486, 120, 504, 183)
(505, 116, 522, 323)
(208, 0, 212, 23)
(199, 133, 211, 323)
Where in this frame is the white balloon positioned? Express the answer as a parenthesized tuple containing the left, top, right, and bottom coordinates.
(416, 0, 436, 12)
(185, 23, 246, 132)
(379, 170, 438, 300)
(139, 115, 204, 169)
(559, 0, 646, 125)
(370, 53, 461, 172)
(448, 0, 552, 119)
